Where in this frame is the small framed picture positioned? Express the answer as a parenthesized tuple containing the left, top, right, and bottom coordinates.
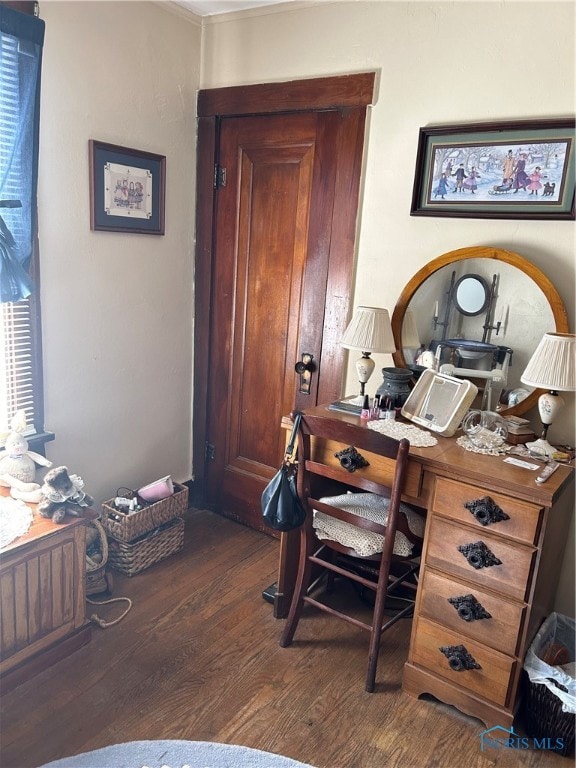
(410, 119, 575, 220)
(89, 140, 166, 234)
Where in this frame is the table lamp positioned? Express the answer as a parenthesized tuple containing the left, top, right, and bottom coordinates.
(520, 332, 576, 457)
(340, 306, 396, 406)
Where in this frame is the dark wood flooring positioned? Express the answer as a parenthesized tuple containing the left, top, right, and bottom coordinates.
(0, 509, 570, 768)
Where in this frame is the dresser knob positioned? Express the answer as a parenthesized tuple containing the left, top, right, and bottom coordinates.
(439, 644, 481, 672)
(457, 541, 502, 569)
(448, 594, 491, 622)
(464, 496, 510, 526)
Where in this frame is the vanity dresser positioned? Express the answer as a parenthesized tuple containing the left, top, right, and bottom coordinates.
(276, 405, 574, 729)
(275, 245, 573, 727)
(0, 489, 92, 692)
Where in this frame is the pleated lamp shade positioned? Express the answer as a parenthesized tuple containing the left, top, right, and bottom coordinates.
(520, 333, 576, 392)
(340, 307, 396, 353)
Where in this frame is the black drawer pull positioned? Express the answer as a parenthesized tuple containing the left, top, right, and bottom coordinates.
(439, 644, 481, 672)
(448, 594, 491, 622)
(464, 496, 510, 527)
(457, 541, 502, 570)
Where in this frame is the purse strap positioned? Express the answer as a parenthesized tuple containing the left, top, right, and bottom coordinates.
(284, 411, 303, 464)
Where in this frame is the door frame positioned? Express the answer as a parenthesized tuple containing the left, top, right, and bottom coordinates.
(193, 73, 375, 502)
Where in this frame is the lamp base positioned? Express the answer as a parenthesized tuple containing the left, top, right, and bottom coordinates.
(525, 437, 556, 459)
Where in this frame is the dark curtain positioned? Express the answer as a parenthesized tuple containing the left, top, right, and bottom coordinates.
(0, 5, 44, 302)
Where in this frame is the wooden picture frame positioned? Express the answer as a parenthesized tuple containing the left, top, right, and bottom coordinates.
(89, 140, 166, 234)
(410, 119, 575, 220)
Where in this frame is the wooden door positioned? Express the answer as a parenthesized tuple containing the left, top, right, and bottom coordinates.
(194, 75, 374, 531)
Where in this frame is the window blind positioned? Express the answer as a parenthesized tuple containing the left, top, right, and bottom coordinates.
(0, 299, 34, 433)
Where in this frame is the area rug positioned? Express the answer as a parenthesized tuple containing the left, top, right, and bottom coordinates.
(38, 740, 316, 768)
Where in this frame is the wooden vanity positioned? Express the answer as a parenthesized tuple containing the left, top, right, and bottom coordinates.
(0, 492, 92, 692)
(276, 405, 574, 728)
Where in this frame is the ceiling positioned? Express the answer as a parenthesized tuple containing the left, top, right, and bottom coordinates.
(174, 0, 292, 16)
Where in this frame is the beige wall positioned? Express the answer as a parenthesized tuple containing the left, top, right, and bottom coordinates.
(201, 0, 575, 440)
(38, 1, 200, 501)
(201, 0, 575, 615)
(36, 1, 574, 612)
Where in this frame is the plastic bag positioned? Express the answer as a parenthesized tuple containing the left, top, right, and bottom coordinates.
(524, 612, 576, 714)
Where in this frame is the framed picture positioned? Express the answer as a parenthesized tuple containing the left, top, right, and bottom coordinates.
(410, 119, 575, 220)
(89, 140, 166, 234)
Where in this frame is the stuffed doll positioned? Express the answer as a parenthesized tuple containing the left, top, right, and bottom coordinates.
(0, 410, 52, 502)
(38, 466, 95, 524)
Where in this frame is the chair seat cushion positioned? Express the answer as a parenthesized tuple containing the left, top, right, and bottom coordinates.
(314, 492, 425, 557)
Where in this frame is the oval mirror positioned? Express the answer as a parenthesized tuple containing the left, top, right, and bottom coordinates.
(391, 246, 570, 417)
(453, 274, 489, 316)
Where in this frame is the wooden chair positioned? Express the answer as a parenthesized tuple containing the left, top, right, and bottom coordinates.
(279, 412, 424, 692)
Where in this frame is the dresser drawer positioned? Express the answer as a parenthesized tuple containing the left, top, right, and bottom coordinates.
(426, 517, 536, 602)
(411, 617, 515, 707)
(418, 569, 526, 656)
(433, 477, 542, 545)
(309, 436, 423, 500)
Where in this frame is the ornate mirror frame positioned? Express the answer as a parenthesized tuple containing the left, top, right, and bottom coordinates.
(391, 245, 570, 416)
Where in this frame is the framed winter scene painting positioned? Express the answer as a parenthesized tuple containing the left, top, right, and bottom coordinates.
(410, 119, 575, 220)
(89, 140, 166, 234)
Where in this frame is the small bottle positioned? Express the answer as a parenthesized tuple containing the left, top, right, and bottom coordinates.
(379, 396, 388, 419)
(379, 396, 395, 420)
(360, 394, 370, 420)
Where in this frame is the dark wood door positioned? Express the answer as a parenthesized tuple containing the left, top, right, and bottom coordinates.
(194, 75, 374, 531)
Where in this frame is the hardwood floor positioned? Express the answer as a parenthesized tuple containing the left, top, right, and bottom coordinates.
(0, 510, 570, 768)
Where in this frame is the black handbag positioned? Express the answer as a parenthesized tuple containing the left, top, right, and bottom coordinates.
(261, 412, 306, 532)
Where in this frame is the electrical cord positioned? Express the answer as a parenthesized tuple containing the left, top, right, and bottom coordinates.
(87, 596, 132, 628)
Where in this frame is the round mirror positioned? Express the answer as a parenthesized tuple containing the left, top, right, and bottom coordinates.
(454, 274, 489, 315)
(391, 246, 570, 416)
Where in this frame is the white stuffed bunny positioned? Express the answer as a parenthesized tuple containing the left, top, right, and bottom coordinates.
(0, 411, 52, 502)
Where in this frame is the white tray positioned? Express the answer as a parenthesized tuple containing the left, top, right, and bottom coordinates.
(401, 368, 478, 437)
